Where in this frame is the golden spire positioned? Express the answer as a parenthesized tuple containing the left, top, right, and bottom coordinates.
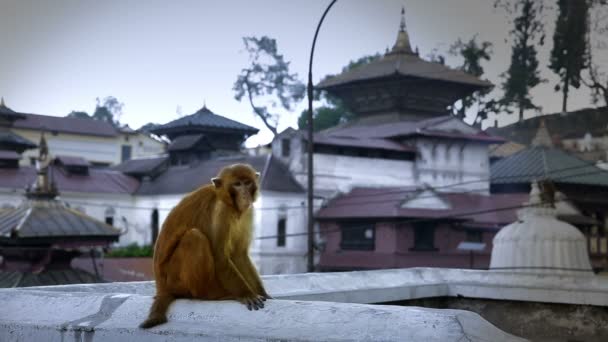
(0, 97, 5, 108)
(388, 6, 414, 55)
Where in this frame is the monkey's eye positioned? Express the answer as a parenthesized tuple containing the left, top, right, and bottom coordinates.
(233, 181, 243, 187)
(244, 180, 252, 186)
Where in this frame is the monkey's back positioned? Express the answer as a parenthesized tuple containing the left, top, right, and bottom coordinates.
(153, 184, 217, 283)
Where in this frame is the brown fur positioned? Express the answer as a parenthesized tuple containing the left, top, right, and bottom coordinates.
(140, 164, 270, 329)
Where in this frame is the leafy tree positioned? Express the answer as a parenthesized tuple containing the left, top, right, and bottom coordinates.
(233, 36, 305, 136)
(66, 96, 124, 127)
(66, 111, 91, 119)
(449, 36, 495, 125)
(93, 96, 123, 127)
(583, 0, 608, 106)
(549, 0, 590, 112)
(297, 54, 381, 132)
(497, 0, 546, 121)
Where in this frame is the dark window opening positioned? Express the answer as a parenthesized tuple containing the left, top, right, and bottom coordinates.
(30, 157, 36, 166)
(281, 139, 291, 157)
(411, 223, 436, 251)
(340, 223, 375, 251)
(121, 145, 132, 162)
(105, 216, 114, 226)
(151, 209, 159, 245)
(465, 230, 483, 243)
(277, 217, 286, 247)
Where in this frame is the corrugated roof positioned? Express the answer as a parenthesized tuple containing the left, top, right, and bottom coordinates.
(112, 156, 168, 176)
(489, 141, 527, 159)
(0, 199, 120, 239)
(318, 52, 492, 90)
(0, 99, 26, 122)
(0, 268, 103, 288)
(55, 155, 90, 167)
(152, 106, 259, 135)
(490, 146, 608, 187)
(12, 113, 118, 137)
(316, 187, 527, 227)
(137, 154, 303, 195)
(0, 165, 139, 194)
(320, 115, 502, 143)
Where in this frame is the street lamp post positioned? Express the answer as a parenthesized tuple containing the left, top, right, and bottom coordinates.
(307, 0, 338, 272)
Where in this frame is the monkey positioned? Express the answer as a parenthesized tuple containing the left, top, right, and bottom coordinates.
(140, 163, 271, 329)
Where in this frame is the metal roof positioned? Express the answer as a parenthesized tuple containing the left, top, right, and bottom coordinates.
(152, 106, 259, 136)
(317, 52, 492, 90)
(0, 165, 139, 194)
(490, 146, 608, 187)
(167, 134, 211, 151)
(0, 199, 120, 239)
(137, 154, 303, 195)
(0, 130, 37, 149)
(112, 156, 168, 176)
(13, 113, 118, 137)
(0, 268, 103, 288)
(316, 187, 527, 228)
(312, 134, 416, 153)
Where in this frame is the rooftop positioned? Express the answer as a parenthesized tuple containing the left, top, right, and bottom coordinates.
(151, 106, 259, 137)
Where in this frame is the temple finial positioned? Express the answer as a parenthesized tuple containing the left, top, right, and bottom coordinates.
(0, 97, 5, 107)
(387, 6, 414, 55)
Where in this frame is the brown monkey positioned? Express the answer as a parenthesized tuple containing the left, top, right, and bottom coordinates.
(140, 163, 270, 329)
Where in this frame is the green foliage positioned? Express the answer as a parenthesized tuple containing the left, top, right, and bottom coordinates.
(65, 96, 124, 128)
(66, 111, 91, 119)
(105, 243, 153, 258)
(550, 0, 590, 112)
(233, 36, 305, 136)
(497, 0, 546, 120)
(449, 36, 495, 124)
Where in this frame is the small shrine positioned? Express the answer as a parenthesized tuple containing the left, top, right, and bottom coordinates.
(490, 181, 594, 275)
(0, 134, 120, 287)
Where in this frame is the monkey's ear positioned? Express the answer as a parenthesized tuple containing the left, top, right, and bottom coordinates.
(255, 172, 261, 179)
(211, 177, 222, 188)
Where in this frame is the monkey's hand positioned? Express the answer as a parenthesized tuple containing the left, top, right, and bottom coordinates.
(238, 294, 266, 311)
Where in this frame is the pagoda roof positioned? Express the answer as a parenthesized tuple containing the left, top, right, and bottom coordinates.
(152, 106, 259, 136)
(0, 130, 37, 150)
(318, 8, 492, 91)
(318, 52, 492, 90)
(0, 199, 120, 241)
(0, 98, 26, 123)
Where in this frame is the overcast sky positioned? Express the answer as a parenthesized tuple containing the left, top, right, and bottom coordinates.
(1, 0, 606, 146)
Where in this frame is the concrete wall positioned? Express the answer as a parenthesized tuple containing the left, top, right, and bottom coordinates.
(13, 128, 165, 166)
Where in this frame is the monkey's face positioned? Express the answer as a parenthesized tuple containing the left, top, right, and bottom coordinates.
(212, 164, 260, 213)
(229, 178, 257, 213)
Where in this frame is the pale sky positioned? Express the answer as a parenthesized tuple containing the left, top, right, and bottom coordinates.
(1, 0, 606, 146)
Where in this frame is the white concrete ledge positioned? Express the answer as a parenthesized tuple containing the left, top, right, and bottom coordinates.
(20, 267, 608, 307)
(0, 289, 524, 341)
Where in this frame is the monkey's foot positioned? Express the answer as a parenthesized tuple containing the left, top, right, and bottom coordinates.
(139, 315, 167, 329)
(238, 295, 266, 311)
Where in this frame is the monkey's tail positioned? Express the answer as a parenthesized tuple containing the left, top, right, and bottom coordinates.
(139, 293, 175, 329)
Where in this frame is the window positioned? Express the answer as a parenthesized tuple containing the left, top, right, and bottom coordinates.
(151, 209, 159, 245)
(30, 157, 36, 166)
(105, 216, 114, 226)
(105, 207, 115, 226)
(465, 230, 483, 243)
(340, 223, 375, 250)
(277, 217, 286, 247)
(412, 223, 436, 251)
(121, 145, 132, 162)
(281, 139, 291, 157)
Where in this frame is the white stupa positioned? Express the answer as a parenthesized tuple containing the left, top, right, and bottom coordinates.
(490, 182, 594, 275)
